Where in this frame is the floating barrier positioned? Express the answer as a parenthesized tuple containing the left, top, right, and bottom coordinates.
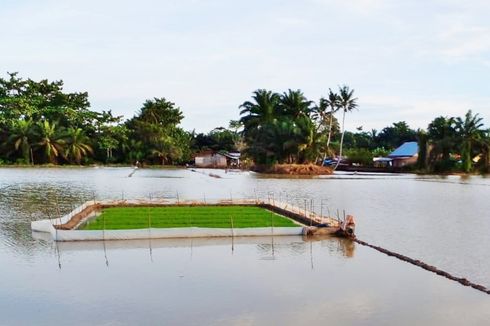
(354, 238, 490, 295)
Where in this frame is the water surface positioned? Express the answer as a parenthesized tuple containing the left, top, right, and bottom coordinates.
(0, 167, 489, 324)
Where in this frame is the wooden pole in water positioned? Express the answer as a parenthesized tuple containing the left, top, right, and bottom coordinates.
(304, 199, 307, 218)
(270, 209, 275, 257)
(147, 206, 151, 229)
(52, 204, 61, 268)
(310, 199, 314, 223)
(176, 191, 180, 204)
(148, 206, 153, 262)
(230, 215, 235, 253)
(103, 212, 106, 240)
(320, 199, 323, 219)
(102, 211, 109, 267)
(55, 196, 63, 231)
(310, 199, 313, 226)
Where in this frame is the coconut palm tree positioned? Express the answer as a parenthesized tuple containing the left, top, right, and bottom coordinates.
(36, 120, 65, 164)
(334, 86, 358, 170)
(7, 119, 35, 164)
(455, 110, 485, 173)
(313, 90, 340, 161)
(325, 89, 340, 151)
(64, 128, 93, 164)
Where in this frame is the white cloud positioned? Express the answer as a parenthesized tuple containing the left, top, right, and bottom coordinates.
(1, 0, 490, 132)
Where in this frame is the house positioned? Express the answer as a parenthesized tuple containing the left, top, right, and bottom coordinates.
(388, 141, 419, 167)
(194, 151, 227, 168)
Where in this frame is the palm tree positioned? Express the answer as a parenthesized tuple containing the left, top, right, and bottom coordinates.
(36, 120, 65, 164)
(7, 119, 35, 164)
(279, 89, 312, 119)
(427, 116, 457, 169)
(239, 90, 282, 165)
(325, 89, 340, 151)
(64, 128, 93, 164)
(239, 89, 280, 130)
(123, 139, 145, 164)
(334, 86, 358, 170)
(313, 89, 340, 161)
(455, 110, 485, 173)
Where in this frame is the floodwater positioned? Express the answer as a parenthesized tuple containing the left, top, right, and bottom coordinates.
(0, 167, 489, 325)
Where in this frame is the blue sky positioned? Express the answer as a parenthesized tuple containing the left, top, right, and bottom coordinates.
(2, 0, 490, 132)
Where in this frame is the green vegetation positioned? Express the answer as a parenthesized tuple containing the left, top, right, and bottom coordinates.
(0, 73, 191, 165)
(1, 72, 489, 173)
(81, 206, 298, 230)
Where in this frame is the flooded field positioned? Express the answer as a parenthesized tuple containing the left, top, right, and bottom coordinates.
(0, 167, 489, 324)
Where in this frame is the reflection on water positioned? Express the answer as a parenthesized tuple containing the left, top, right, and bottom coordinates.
(30, 235, 356, 270)
(1, 167, 490, 324)
(2, 233, 489, 325)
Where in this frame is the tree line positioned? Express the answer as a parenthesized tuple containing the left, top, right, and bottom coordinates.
(238, 87, 490, 173)
(1, 73, 489, 173)
(0, 73, 192, 165)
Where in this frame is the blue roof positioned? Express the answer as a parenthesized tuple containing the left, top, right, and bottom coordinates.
(388, 141, 418, 157)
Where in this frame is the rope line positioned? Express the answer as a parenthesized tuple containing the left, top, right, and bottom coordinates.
(354, 238, 490, 295)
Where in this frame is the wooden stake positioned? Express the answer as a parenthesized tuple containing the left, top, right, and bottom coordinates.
(310, 199, 314, 223)
(230, 215, 235, 253)
(304, 199, 307, 218)
(320, 199, 323, 219)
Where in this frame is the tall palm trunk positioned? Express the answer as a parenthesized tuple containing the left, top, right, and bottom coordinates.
(323, 111, 334, 161)
(334, 109, 346, 170)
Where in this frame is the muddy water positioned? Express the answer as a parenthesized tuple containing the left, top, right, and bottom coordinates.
(0, 167, 489, 325)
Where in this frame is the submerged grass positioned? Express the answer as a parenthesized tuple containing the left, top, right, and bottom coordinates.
(81, 205, 298, 230)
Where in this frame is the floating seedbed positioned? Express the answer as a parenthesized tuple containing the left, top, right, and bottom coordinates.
(82, 206, 298, 230)
(31, 199, 351, 241)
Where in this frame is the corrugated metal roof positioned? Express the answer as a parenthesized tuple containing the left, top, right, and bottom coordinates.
(388, 141, 418, 157)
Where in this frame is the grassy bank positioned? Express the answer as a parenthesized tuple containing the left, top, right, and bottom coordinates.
(81, 205, 298, 230)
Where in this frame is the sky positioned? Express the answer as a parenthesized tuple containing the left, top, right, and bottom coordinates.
(2, 0, 490, 133)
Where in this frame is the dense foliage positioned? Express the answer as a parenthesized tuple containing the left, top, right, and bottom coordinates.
(238, 87, 490, 173)
(238, 88, 344, 165)
(0, 73, 192, 165)
(1, 73, 489, 173)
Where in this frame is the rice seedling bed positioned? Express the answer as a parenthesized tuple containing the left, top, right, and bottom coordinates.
(81, 205, 298, 230)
